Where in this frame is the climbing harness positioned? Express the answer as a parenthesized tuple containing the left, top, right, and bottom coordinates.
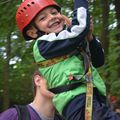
(36, 41, 93, 120)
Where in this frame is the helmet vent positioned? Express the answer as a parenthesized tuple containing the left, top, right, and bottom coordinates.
(31, 2, 35, 4)
(24, 7, 27, 10)
(27, 4, 31, 7)
(18, 2, 35, 15)
(21, 10, 24, 12)
(18, 12, 21, 15)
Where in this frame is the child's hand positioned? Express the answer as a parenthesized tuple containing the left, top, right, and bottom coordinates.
(62, 15, 71, 27)
(86, 16, 94, 42)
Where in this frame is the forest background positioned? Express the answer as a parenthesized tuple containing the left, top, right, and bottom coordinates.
(0, 0, 120, 112)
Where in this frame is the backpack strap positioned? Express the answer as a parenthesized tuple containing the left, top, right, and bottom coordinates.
(55, 110, 66, 120)
(13, 105, 31, 120)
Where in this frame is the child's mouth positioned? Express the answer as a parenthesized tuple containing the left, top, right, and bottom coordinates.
(49, 19, 61, 28)
(52, 22, 60, 27)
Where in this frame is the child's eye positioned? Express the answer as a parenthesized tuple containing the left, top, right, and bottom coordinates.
(39, 16, 45, 21)
(51, 11, 58, 15)
(51, 9, 58, 15)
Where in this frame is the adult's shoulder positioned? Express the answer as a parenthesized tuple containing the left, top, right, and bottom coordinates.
(0, 107, 18, 120)
(27, 105, 42, 120)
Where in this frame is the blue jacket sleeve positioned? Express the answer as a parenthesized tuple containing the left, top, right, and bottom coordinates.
(89, 35, 105, 68)
(74, 0, 88, 10)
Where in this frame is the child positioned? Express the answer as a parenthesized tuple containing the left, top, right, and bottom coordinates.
(16, 0, 120, 119)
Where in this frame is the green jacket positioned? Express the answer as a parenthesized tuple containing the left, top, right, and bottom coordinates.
(33, 40, 106, 114)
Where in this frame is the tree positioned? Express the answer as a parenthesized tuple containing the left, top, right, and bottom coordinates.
(109, 0, 120, 96)
(0, 0, 17, 110)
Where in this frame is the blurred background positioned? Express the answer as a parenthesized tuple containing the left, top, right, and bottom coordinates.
(0, 0, 120, 112)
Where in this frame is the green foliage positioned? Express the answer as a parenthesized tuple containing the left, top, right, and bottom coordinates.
(0, 1, 18, 38)
(111, 80, 120, 96)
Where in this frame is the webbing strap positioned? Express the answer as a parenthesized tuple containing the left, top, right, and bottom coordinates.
(36, 44, 83, 68)
(36, 55, 69, 68)
(81, 41, 93, 120)
(49, 81, 84, 94)
(85, 66, 93, 120)
(80, 50, 90, 75)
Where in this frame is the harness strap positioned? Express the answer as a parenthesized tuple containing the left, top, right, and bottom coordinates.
(35, 43, 85, 68)
(77, 42, 93, 120)
(84, 41, 93, 120)
(72, 45, 90, 80)
(36, 50, 89, 76)
(85, 66, 93, 120)
(49, 81, 84, 94)
(36, 54, 69, 68)
(80, 50, 89, 75)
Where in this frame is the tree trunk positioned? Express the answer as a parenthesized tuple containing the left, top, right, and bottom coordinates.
(99, 0, 111, 92)
(113, 0, 120, 77)
(2, 34, 11, 110)
(113, 0, 120, 39)
(100, 0, 110, 55)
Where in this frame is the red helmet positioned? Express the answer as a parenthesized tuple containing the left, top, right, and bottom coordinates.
(16, 0, 60, 32)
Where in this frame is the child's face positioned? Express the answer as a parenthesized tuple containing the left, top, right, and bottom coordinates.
(34, 6, 65, 34)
